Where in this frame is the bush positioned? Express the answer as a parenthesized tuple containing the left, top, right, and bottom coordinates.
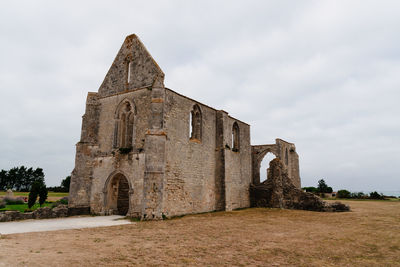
(4, 196, 25, 205)
(51, 196, 68, 208)
(38, 184, 48, 206)
(337, 189, 351, 199)
(350, 192, 366, 199)
(369, 191, 385, 200)
(303, 187, 318, 193)
(0, 199, 5, 209)
(59, 196, 68, 205)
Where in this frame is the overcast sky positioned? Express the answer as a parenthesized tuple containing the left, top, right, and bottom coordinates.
(0, 1, 399, 193)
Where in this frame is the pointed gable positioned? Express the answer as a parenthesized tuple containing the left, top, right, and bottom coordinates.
(98, 34, 165, 97)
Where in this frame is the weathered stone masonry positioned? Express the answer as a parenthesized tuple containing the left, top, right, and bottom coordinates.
(68, 34, 301, 219)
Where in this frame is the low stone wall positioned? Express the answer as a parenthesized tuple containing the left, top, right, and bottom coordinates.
(0, 205, 68, 222)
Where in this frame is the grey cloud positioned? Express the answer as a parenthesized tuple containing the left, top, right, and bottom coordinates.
(0, 1, 399, 193)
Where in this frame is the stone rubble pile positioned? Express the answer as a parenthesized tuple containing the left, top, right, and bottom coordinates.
(250, 158, 350, 212)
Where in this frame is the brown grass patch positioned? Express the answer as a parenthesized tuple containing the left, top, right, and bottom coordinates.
(0, 200, 399, 266)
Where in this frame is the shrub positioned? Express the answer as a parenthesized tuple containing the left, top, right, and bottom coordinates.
(337, 189, 351, 198)
(38, 184, 48, 206)
(59, 196, 68, 205)
(369, 191, 385, 200)
(28, 182, 40, 208)
(350, 192, 366, 199)
(0, 199, 5, 209)
(4, 196, 24, 205)
(51, 196, 69, 208)
(303, 187, 318, 193)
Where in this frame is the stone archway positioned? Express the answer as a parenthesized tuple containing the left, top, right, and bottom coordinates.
(252, 144, 279, 184)
(104, 172, 131, 215)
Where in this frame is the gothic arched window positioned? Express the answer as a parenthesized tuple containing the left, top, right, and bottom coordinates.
(190, 104, 202, 141)
(232, 122, 240, 152)
(114, 100, 135, 149)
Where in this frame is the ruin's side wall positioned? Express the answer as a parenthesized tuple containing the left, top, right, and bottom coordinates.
(275, 139, 301, 188)
(223, 118, 252, 210)
(163, 90, 218, 216)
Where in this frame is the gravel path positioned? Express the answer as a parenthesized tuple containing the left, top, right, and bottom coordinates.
(0, 215, 131, 235)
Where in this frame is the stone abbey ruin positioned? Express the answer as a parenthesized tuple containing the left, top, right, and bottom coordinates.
(69, 34, 347, 219)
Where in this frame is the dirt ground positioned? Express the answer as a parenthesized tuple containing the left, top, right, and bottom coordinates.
(1, 200, 399, 266)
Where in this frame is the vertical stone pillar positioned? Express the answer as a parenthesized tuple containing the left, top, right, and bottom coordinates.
(215, 110, 228, 211)
(68, 92, 100, 215)
(290, 146, 301, 188)
(142, 76, 166, 220)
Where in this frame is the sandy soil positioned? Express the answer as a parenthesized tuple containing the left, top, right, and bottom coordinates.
(0, 200, 399, 266)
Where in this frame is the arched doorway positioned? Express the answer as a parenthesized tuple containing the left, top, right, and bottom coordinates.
(105, 173, 130, 215)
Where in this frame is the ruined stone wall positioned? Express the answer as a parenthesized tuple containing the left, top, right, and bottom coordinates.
(97, 88, 152, 152)
(98, 34, 164, 98)
(89, 152, 145, 217)
(69, 93, 100, 212)
(275, 139, 301, 188)
(163, 89, 218, 216)
(251, 139, 300, 188)
(69, 88, 152, 215)
(223, 117, 252, 211)
(162, 89, 252, 215)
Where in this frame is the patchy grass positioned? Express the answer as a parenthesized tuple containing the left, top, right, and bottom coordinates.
(0, 191, 68, 197)
(324, 197, 399, 201)
(0, 200, 399, 266)
(0, 202, 53, 212)
(0, 191, 68, 202)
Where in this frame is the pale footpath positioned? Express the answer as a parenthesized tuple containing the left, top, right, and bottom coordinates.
(0, 215, 131, 235)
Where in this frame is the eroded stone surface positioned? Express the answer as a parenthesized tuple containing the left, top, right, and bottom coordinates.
(0, 205, 69, 222)
(250, 158, 349, 212)
(68, 34, 302, 220)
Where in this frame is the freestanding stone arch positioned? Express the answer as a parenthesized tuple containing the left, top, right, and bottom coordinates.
(103, 171, 132, 215)
(251, 139, 301, 188)
(252, 144, 279, 184)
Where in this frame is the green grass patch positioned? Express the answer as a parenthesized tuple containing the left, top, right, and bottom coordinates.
(0, 191, 68, 197)
(0, 202, 52, 213)
(324, 198, 399, 202)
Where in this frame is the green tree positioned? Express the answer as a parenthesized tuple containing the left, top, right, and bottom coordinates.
(369, 191, 384, 200)
(302, 186, 318, 193)
(0, 170, 7, 190)
(337, 189, 351, 198)
(317, 179, 332, 193)
(38, 183, 48, 206)
(28, 181, 41, 208)
(61, 176, 71, 192)
(0, 166, 45, 191)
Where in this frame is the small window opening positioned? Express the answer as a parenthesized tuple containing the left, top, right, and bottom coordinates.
(190, 104, 202, 141)
(232, 122, 240, 152)
(127, 61, 133, 83)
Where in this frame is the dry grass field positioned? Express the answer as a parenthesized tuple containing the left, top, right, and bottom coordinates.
(0, 200, 399, 266)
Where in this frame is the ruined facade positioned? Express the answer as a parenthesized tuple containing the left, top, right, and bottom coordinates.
(68, 34, 301, 219)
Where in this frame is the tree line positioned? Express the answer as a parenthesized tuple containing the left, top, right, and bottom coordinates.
(303, 179, 395, 200)
(0, 166, 45, 191)
(0, 166, 70, 192)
